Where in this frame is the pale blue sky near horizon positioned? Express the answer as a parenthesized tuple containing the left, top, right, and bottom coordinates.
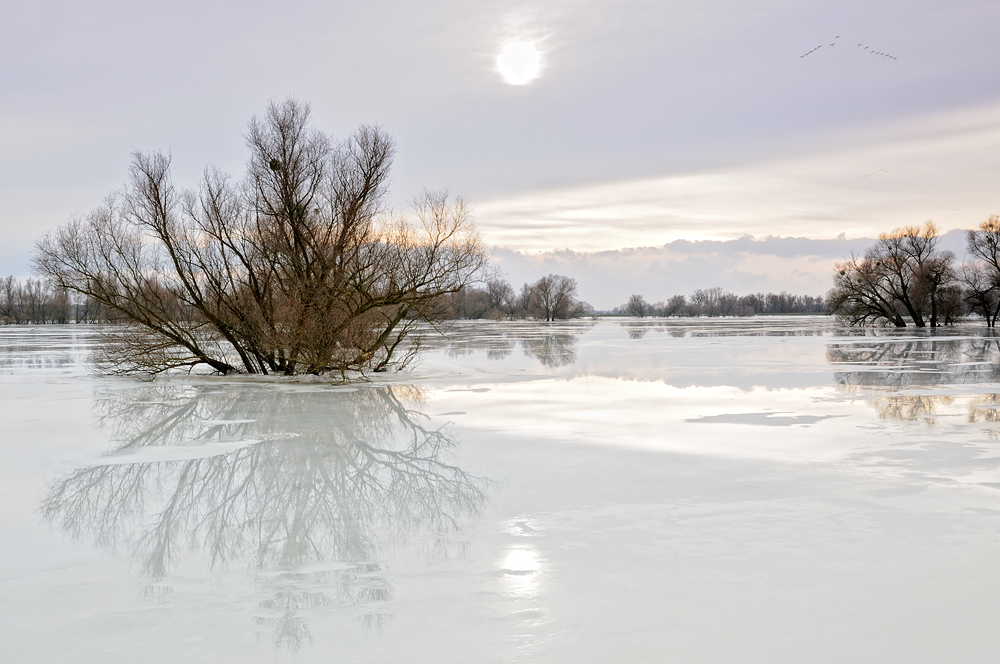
(2, 0, 999, 302)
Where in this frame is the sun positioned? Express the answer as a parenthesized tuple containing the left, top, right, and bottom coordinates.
(497, 41, 542, 85)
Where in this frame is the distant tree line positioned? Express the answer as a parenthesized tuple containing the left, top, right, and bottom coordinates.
(0, 276, 109, 324)
(441, 274, 592, 320)
(613, 288, 826, 318)
(828, 218, 1000, 327)
(1, 276, 71, 324)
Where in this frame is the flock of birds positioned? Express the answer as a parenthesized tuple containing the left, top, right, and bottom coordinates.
(859, 43, 898, 60)
(800, 35, 898, 60)
(798, 34, 898, 181)
(799, 37, 838, 58)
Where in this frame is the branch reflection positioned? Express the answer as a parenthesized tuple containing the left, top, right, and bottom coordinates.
(42, 383, 488, 650)
(829, 334, 1000, 428)
(443, 321, 594, 368)
(872, 394, 954, 424)
(968, 394, 1000, 439)
(519, 332, 578, 367)
(828, 336, 1000, 388)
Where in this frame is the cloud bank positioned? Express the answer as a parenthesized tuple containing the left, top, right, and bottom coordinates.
(476, 103, 1000, 252)
(492, 230, 969, 310)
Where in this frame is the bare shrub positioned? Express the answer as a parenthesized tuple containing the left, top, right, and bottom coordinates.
(34, 99, 488, 375)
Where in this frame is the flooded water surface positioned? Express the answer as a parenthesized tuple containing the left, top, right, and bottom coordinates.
(4, 318, 1000, 662)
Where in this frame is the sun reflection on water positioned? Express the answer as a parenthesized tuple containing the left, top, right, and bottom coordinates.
(501, 547, 542, 599)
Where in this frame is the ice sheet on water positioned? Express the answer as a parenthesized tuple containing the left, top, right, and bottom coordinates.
(684, 412, 845, 426)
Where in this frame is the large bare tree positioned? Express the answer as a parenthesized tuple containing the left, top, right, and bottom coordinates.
(529, 274, 583, 320)
(829, 222, 957, 327)
(34, 99, 488, 375)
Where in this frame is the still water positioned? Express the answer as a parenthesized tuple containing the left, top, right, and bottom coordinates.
(3, 318, 1000, 662)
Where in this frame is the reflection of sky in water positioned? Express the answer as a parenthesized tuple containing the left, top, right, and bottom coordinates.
(423, 321, 1000, 472)
(7, 321, 1000, 661)
(0, 327, 91, 371)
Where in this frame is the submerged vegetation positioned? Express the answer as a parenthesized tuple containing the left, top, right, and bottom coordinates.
(33, 99, 488, 375)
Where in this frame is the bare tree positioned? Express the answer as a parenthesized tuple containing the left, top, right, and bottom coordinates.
(625, 294, 648, 317)
(963, 215, 1000, 327)
(828, 254, 905, 326)
(967, 215, 1000, 273)
(440, 277, 517, 320)
(450, 276, 590, 320)
(664, 295, 687, 316)
(691, 287, 729, 316)
(34, 99, 489, 375)
(514, 283, 534, 316)
(529, 274, 581, 320)
(961, 261, 1000, 326)
(876, 223, 944, 327)
(440, 285, 491, 319)
(487, 278, 515, 317)
(913, 251, 958, 327)
(829, 222, 956, 327)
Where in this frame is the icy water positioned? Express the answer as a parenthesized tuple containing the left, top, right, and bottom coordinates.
(4, 318, 1000, 663)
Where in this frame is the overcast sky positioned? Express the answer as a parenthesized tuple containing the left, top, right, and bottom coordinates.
(3, 0, 999, 300)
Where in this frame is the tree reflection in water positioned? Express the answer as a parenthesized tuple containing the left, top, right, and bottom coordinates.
(42, 384, 488, 650)
(967, 394, 1000, 439)
(873, 394, 954, 424)
(828, 335, 1000, 388)
(443, 321, 593, 368)
(625, 325, 648, 340)
(519, 332, 578, 367)
(828, 333, 1000, 427)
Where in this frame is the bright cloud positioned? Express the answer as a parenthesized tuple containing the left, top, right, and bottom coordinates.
(476, 102, 1000, 252)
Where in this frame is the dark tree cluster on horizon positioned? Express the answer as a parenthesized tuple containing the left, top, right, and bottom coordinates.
(0, 276, 73, 324)
(828, 218, 1000, 328)
(442, 274, 592, 321)
(614, 288, 827, 318)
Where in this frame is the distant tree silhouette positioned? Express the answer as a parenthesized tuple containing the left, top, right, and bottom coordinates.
(442, 274, 590, 320)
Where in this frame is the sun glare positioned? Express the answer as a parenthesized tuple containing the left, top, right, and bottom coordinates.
(497, 41, 542, 85)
